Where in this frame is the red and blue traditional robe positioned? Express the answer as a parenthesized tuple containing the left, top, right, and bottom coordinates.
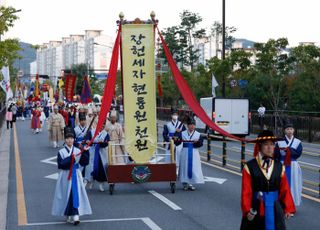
(241, 155, 295, 230)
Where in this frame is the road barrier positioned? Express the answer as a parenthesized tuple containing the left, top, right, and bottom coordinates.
(204, 134, 320, 198)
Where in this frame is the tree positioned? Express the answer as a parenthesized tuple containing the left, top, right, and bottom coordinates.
(159, 10, 205, 71)
(179, 10, 206, 71)
(288, 45, 320, 111)
(248, 38, 294, 133)
(0, 6, 21, 101)
(70, 63, 103, 96)
(0, 6, 21, 68)
(211, 21, 237, 55)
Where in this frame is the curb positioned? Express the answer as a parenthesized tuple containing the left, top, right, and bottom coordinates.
(0, 119, 11, 230)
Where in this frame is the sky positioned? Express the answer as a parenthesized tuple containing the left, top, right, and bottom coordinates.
(2, 0, 320, 47)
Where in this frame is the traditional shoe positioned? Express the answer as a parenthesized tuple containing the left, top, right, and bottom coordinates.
(183, 183, 188, 191)
(88, 181, 94, 190)
(99, 183, 105, 192)
(73, 215, 80, 225)
(66, 216, 72, 224)
(188, 184, 196, 191)
(83, 179, 88, 187)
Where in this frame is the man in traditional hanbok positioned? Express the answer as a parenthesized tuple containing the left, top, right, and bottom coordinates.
(105, 110, 126, 164)
(68, 105, 76, 128)
(74, 112, 92, 147)
(163, 108, 186, 164)
(74, 112, 92, 181)
(87, 126, 109, 191)
(60, 104, 69, 126)
(31, 105, 41, 134)
(52, 126, 92, 225)
(91, 107, 99, 129)
(174, 116, 204, 191)
(241, 130, 295, 230)
(275, 123, 303, 207)
(48, 106, 65, 148)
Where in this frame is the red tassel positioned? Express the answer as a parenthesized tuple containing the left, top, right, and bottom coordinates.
(157, 75, 163, 97)
(67, 154, 75, 180)
(253, 143, 260, 157)
(284, 147, 292, 166)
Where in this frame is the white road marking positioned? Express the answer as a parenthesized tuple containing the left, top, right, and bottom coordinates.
(226, 147, 320, 168)
(204, 176, 227, 184)
(141, 218, 162, 230)
(298, 161, 320, 168)
(26, 217, 162, 229)
(44, 173, 59, 180)
(41, 156, 57, 165)
(148, 190, 182, 211)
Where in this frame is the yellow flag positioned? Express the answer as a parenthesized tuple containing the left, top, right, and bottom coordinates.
(49, 87, 54, 101)
(122, 24, 157, 163)
(58, 79, 64, 89)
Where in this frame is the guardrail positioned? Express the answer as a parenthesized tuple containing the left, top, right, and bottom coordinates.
(157, 120, 320, 198)
(204, 134, 320, 197)
(156, 107, 320, 143)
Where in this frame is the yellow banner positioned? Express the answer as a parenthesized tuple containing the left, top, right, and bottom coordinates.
(49, 87, 54, 101)
(122, 24, 157, 163)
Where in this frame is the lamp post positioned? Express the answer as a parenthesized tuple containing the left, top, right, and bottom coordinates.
(222, 0, 226, 98)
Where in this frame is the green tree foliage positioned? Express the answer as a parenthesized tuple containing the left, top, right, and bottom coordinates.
(0, 6, 21, 68)
(159, 10, 205, 70)
(70, 63, 103, 96)
(0, 6, 21, 101)
(288, 45, 320, 111)
(211, 21, 237, 50)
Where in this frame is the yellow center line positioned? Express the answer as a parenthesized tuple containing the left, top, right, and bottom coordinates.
(14, 124, 28, 225)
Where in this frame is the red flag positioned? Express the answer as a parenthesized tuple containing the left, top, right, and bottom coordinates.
(65, 74, 76, 102)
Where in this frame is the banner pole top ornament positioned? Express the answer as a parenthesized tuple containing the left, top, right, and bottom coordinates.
(117, 11, 158, 25)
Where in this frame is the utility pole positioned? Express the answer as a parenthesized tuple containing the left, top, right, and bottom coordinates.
(222, 0, 226, 97)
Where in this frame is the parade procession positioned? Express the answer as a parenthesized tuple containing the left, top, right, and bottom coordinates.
(1, 1, 320, 230)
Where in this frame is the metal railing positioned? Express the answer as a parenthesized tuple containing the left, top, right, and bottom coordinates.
(156, 118, 320, 198)
(204, 134, 320, 198)
(156, 107, 320, 143)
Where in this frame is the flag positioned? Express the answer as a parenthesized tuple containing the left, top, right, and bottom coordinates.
(64, 74, 76, 102)
(0, 66, 13, 100)
(211, 73, 219, 98)
(58, 78, 64, 89)
(80, 76, 92, 104)
(1, 66, 9, 81)
(35, 74, 40, 98)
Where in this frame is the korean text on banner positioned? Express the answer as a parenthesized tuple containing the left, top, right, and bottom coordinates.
(122, 24, 157, 163)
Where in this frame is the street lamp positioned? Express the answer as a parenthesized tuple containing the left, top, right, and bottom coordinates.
(222, 0, 226, 97)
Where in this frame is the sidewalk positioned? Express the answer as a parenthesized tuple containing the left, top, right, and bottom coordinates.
(0, 123, 11, 230)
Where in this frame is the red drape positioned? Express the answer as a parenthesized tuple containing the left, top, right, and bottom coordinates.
(92, 26, 121, 139)
(68, 26, 121, 180)
(156, 26, 254, 142)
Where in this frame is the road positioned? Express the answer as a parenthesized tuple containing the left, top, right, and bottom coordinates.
(3, 119, 320, 229)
